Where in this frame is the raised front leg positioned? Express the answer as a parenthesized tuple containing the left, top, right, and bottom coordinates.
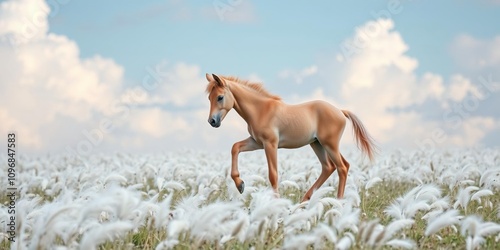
(231, 137, 262, 193)
(263, 140, 279, 196)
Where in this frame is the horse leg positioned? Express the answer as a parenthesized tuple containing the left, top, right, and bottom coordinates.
(231, 137, 262, 193)
(321, 141, 349, 199)
(301, 141, 336, 202)
(340, 153, 350, 174)
(263, 140, 279, 197)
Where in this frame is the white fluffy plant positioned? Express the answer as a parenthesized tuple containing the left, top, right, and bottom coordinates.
(283, 186, 359, 250)
(356, 218, 416, 249)
(461, 215, 500, 250)
(2, 149, 500, 249)
(424, 209, 462, 238)
(385, 184, 441, 220)
(245, 189, 291, 243)
(184, 201, 243, 244)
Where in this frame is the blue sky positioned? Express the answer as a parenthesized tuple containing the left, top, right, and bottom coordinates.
(48, 0, 499, 80)
(1, 0, 499, 156)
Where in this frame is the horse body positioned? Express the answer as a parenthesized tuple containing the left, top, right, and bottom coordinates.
(270, 101, 346, 149)
(206, 73, 376, 201)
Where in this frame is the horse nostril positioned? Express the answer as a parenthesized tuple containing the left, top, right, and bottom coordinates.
(209, 118, 215, 125)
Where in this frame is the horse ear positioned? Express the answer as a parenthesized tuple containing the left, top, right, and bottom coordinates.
(212, 74, 226, 87)
(206, 73, 214, 82)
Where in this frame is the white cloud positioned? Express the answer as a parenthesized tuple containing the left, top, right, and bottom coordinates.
(451, 34, 500, 71)
(1, 0, 497, 154)
(341, 19, 418, 93)
(246, 73, 264, 83)
(0, 0, 49, 43)
(279, 65, 318, 84)
(129, 108, 191, 138)
(447, 116, 498, 146)
(154, 62, 206, 107)
(447, 75, 484, 102)
(119, 61, 209, 108)
(0, 0, 236, 154)
(324, 19, 499, 148)
(0, 0, 252, 154)
(0, 0, 125, 151)
(287, 87, 339, 107)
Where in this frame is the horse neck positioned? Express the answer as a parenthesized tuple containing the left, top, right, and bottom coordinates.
(228, 82, 269, 123)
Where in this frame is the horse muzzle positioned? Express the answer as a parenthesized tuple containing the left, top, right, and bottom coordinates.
(208, 117, 221, 128)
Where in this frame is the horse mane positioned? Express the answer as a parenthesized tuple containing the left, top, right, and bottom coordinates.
(205, 75, 281, 100)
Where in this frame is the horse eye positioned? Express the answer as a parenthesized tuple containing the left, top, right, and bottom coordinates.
(217, 96, 224, 102)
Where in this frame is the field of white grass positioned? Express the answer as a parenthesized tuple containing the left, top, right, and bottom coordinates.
(1, 148, 500, 249)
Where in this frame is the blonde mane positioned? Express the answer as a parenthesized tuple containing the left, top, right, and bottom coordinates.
(206, 75, 281, 100)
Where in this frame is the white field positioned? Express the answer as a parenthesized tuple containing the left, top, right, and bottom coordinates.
(1, 148, 500, 249)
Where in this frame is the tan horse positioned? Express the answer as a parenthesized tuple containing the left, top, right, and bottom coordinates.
(206, 74, 376, 201)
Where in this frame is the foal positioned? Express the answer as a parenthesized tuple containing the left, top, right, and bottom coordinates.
(206, 74, 376, 201)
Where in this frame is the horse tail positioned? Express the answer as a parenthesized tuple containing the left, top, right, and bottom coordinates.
(341, 110, 377, 162)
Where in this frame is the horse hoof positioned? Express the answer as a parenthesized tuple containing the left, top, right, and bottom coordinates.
(237, 181, 245, 194)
